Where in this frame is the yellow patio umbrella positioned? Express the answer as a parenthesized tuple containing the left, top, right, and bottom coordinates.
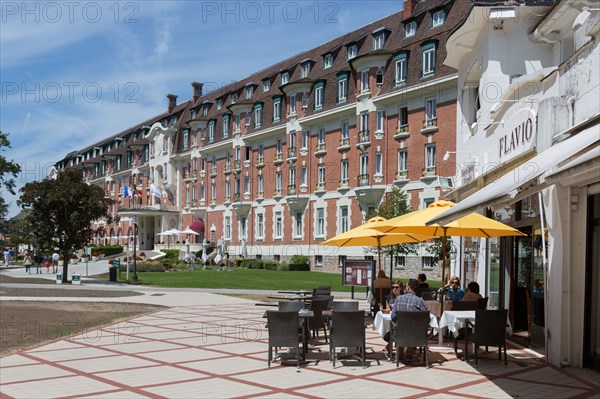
(321, 216, 432, 305)
(370, 200, 525, 299)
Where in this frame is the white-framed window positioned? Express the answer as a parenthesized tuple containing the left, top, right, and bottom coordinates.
(258, 143, 264, 159)
(425, 144, 436, 170)
(222, 116, 230, 138)
(208, 122, 215, 142)
(360, 153, 369, 175)
(432, 9, 445, 27)
(244, 175, 250, 194)
(202, 106, 209, 116)
(273, 99, 281, 122)
(294, 211, 303, 237)
(338, 255, 347, 268)
(323, 53, 333, 68)
(347, 45, 357, 59)
(235, 114, 241, 132)
(375, 152, 383, 176)
(281, 71, 289, 84)
(317, 164, 326, 185)
(399, 106, 408, 128)
(340, 206, 349, 233)
(301, 130, 309, 149)
(316, 207, 325, 237)
(254, 106, 262, 128)
(211, 182, 216, 200)
(289, 167, 296, 186)
(276, 138, 283, 155)
(405, 20, 417, 37)
(289, 130, 296, 149)
(373, 33, 385, 50)
(422, 46, 436, 76)
(301, 166, 307, 186)
(300, 62, 310, 78)
(274, 211, 283, 239)
(225, 180, 231, 199)
(275, 172, 282, 192)
(231, 93, 237, 104)
(239, 216, 247, 239)
(395, 57, 407, 85)
(426, 98, 437, 123)
(263, 80, 270, 92)
(246, 86, 253, 99)
(257, 174, 264, 194)
(338, 78, 347, 102)
(340, 159, 349, 183)
(395, 256, 406, 269)
(376, 110, 384, 132)
(224, 216, 231, 239)
(360, 112, 369, 133)
(341, 120, 349, 140)
(217, 99, 222, 110)
(361, 70, 369, 92)
(398, 149, 408, 172)
(318, 127, 326, 145)
(289, 94, 296, 114)
(301, 94, 308, 109)
(183, 130, 189, 149)
(314, 86, 323, 110)
(256, 213, 264, 239)
(200, 183, 205, 200)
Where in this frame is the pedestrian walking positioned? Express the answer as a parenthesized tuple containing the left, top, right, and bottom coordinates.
(23, 252, 33, 274)
(44, 256, 51, 274)
(52, 251, 59, 273)
(34, 253, 43, 274)
(2, 249, 9, 267)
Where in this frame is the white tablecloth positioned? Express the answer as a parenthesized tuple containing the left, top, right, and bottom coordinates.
(373, 311, 438, 338)
(438, 310, 475, 337)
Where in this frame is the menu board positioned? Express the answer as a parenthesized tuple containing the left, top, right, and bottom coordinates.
(342, 260, 373, 287)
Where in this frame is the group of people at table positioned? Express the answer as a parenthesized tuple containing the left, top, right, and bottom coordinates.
(372, 271, 483, 361)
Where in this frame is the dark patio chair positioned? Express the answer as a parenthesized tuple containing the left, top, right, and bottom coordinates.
(391, 310, 430, 368)
(371, 287, 391, 314)
(329, 310, 366, 368)
(309, 299, 329, 342)
(478, 297, 489, 309)
(422, 290, 436, 300)
(451, 300, 478, 310)
(278, 301, 304, 312)
(332, 301, 359, 311)
(466, 309, 509, 366)
(266, 310, 304, 368)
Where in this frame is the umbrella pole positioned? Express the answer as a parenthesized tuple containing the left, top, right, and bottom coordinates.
(377, 237, 383, 308)
(440, 227, 448, 312)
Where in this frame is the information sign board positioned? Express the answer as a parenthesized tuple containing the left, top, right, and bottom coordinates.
(342, 260, 373, 287)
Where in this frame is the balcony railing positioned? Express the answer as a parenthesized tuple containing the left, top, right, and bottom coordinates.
(210, 167, 217, 177)
(395, 171, 409, 182)
(338, 137, 350, 152)
(224, 163, 232, 174)
(224, 195, 231, 203)
(422, 166, 437, 177)
(274, 188, 283, 197)
(394, 124, 410, 139)
(257, 156, 264, 168)
(315, 142, 327, 156)
(233, 160, 241, 171)
(338, 179, 349, 189)
(287, 185, 297, 195)
(357, 174, 369, 187)
(358, 131, 370, 144)
(192, 170, 197, 179)
(287, 147, 297, 159)
(256, 190, 264, 199)
(422, 118, 438, 130)
(315, 182, 326, 192)
(274, 153, 284, 165)
(233, 193, 240, 202)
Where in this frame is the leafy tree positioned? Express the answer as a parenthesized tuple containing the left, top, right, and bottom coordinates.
(370, 186, 420, 276)
(0, 132, 22, 232)
(18, 168, 116, 282)
(6, 209, 35, 251)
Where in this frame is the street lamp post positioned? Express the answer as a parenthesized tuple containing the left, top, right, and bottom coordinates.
(132, 216, 138, 282)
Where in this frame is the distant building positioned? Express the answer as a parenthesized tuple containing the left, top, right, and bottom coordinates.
(52, 0, 471, 278)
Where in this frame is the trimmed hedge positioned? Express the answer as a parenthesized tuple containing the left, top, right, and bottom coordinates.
(289, 263, 310, 271)
(91, 245, 123, 257)
(161, 249, 180, 260)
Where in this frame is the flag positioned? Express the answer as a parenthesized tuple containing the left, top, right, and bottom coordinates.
(123, 185, 132, 198)
(150, 184, 162, 200)
(134, 184, 143, 196)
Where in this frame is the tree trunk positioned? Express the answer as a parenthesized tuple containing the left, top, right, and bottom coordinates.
(62, 253, 69, 283)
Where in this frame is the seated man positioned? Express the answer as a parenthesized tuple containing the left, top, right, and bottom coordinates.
(384, 278, 427, 360)
(462, 281, 482, 301)
(414, 273, 431, 298)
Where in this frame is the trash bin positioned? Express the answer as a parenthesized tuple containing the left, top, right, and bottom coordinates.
(108, 266, 117, 282)
(56, 273, 62, 284)
(72, 273, 81, 285)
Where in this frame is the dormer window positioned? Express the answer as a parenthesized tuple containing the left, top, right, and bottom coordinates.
(323, 53, 333, 69)
(300, 62, 311, 78)
(432, 9, 445, 27)
(373, 34, 385, 50)
(231, 93, 238, 104)
(216, 99, 222, 110)
(203, 105, 209, 116)
(404, 21, 417, 38)
(191, 109, 197, 119)
(281, 72, 289, 85)
(347, 44, 357, 60)
(302, 94, 308, 109)
(246, 86, 254, 99)
(263, 79, 270, 92)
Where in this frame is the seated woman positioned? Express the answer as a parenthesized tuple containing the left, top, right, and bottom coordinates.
(462, 281, 482, 301)
(385, 280, 404, 309)
(443, 276, 465, 301)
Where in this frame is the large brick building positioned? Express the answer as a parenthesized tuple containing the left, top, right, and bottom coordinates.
(53, 0, 470, 277)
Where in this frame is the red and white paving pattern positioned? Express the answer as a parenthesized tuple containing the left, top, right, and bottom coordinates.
(2, 301, 599, 399)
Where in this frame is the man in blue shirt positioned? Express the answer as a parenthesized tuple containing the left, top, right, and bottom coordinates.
(444, 276, 465, 301)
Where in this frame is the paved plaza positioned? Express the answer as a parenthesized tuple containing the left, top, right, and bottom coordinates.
(1, 276, 599, 399)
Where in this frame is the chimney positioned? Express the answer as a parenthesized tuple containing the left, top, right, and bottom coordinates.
(403, 0, 417, 17)
(167, 94, 178, 114)
(192, 82, 203, 104)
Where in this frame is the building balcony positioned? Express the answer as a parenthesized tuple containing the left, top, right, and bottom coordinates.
(192, 199, 198, 208)
(356, 131, 371, 149)
(357, 174, 369, 187)
(274, 153, 284, 165)
(210, 167, 217, 178)
(192, 170, 198, 180)
(287, 147, 297, 162)
(394, 124, 410, 139)
(314, 143, 327, 157)
(184, 172, 192, 182)
(315, 182, 326, 193)
(287, 184, 297, 196)
(244, 160, 251, 168)
(421, 166, 437, 180)
(256, 156, 265, 168)
(200, 170, 206, 178)
(233, 160, 241, 173)
(337, 137, 350, 152)
(421, 118, 438, 134)
(224, 163, 232, 175)
(273, 188, 283, 198)
(338, 180, 350, 191)
(394, 171, 409, 183)
(224, 196, 231, 204)
(256, 190, 264, 200)
(233, 192, 240, 202)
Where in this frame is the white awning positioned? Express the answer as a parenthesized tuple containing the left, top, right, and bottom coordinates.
(429, 124, 600, 225)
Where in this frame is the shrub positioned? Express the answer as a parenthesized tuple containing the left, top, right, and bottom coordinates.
(290, 255, 308, 265)
(263, 261, 278, 270)
(135, 263, 167, 272)
(289, 263, 310, 271)
(240, 259, 256, 268)
(161, 249, 179, 260)
(91, 245, 123, 257)
(249, 260, 264, 269)
(139, 251, 146, 257)
(277, 263, 289, 271)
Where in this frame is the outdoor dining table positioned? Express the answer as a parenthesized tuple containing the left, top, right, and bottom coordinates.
(263, 310, 314, 357)
(425, 300, 451, 318)
(373, 311, 439, 339)
(277, 290, 311, 296)
(266, 295, 313, 302)
(437, 310, 475, 345)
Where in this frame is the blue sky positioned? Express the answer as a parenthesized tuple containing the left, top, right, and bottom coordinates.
(1, 1, 402, 218)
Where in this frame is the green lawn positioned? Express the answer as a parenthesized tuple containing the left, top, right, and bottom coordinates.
(128, 268, 442, 292)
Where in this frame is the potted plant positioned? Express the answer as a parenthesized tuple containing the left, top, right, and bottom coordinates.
(58, 256, 64, 267)
(92, 252, 99, 262)
(70, 254, 78, 264)
(98, 250, 105, 260)
(108, 259, 114, 265)
(139, 251, 146, 260)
